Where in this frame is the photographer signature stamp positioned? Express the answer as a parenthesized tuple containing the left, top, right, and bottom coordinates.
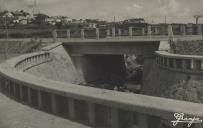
(171, 113, 202, 127)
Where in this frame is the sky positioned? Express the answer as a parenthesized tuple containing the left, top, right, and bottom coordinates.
(1, 0, 203, 23)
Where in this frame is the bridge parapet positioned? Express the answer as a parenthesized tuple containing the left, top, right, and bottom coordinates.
(14, 52, 53, 71)
(0, 50, 203, 128)
(156, 51, 203, 74)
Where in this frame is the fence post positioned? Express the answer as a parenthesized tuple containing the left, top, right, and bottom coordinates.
(81, 29, 85, 39)
(67, 29, 71, 39)
(112, 27, 116, 38)
(147, 25, 152, 37)
(96, 28, 100, 39)
(107, 29, 111, 38)
(129, 26, 133, 37)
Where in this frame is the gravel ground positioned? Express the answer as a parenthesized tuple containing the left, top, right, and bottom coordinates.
(0, 93, 91, 128)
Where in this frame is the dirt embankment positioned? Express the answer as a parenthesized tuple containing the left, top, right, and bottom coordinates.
(171, 40, 203, 55)
(0, 40, 46, 63)
(26, 45, 81, 84)
(142, 63, 203, 103)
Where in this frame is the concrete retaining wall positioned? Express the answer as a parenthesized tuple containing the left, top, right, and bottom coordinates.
(142, 51, 203, 104)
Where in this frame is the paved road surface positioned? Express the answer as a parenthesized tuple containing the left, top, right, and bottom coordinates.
(0, 93, 91, 128)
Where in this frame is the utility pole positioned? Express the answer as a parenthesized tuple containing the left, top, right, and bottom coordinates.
(32, 0, 37, 15)
(4, 16, 8, 39)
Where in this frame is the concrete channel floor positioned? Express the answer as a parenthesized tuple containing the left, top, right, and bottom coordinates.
(0, 93, 92, 128)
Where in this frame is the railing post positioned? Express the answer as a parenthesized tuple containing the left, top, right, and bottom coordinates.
(111, 107, 119, 128)
(88, 102, 95, 126)
(96, 28, 100, 40)
(182, 59, 186, 69)
(22, 61, 25, 69)
(68, 98, 75, 119)
(168, 24, 173, 38)
(81, 29, 85, 39)
(112, 27, 116, 38)
(51, 93, 57, 114)
(147, 25, 151, 37)
(154, 27, 158, 35)
(107, 29, 110, 38)
(118, 29, 121, 37)
(201, 60, 203, 70)
(181, 25, 186, 35)
(191, 59, 194, 69)
(129, 26, 133, 37)
(67, 29, 71, 39)
(142, 28, 145, 36)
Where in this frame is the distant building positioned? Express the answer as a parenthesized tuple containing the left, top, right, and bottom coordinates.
(123, 18, 146, 24)
(12, 10, 31, 25)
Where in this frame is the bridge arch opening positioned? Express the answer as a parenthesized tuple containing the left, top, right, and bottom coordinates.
(71, 54, 144, 92)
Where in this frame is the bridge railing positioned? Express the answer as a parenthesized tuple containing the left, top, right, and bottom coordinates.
(14, 52, 53, 71)
(0, 51, 203, 128)
(53, 27, 203, 41)
(1, 24, 203, 40)
(156, 51, 203, 74)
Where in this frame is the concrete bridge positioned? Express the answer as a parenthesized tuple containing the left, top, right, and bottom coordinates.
(0, 39, 203, 128)
(0, 24, 203, 128)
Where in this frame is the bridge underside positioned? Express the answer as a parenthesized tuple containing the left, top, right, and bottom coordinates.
(70, 54, 126, 87)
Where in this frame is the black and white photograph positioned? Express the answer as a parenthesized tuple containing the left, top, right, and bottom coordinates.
(0, 0, 202, 128)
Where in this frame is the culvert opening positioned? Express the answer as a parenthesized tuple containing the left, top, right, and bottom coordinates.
(77, 54, 144, 93)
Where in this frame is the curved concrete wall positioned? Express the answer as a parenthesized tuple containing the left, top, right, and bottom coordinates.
(156, 51, 203, 74)
(0, 47, 203, 128)
(15, 52, 52, 71)
(142, 51, 203, 103)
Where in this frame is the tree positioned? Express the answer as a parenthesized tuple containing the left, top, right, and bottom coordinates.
(33, 13, 49, 24)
